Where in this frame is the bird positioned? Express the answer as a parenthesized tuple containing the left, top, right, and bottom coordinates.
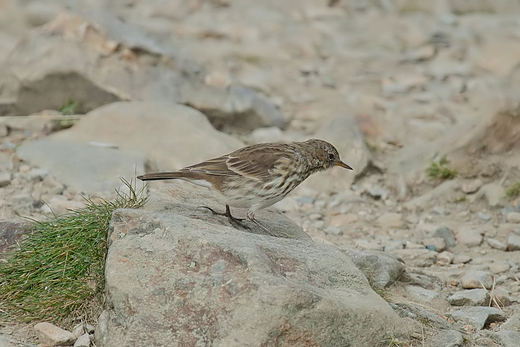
(137, 139, 352, 235)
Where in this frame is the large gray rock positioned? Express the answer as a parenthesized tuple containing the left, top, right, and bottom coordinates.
(341, 248, 406, 289)
(17, 101, 243, 193)
(0, 12, 283, 132)
(96, 184, 404, 347)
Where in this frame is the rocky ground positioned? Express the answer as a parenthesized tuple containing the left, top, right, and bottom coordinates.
(1, 0, 520, 346)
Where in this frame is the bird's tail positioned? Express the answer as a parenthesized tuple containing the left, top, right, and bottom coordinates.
(137, 172, 186, 181)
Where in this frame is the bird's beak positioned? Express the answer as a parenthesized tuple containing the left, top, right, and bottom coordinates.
(335, 160, 353, 170)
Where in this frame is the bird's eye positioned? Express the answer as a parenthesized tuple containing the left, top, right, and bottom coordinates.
(328, 153, 335, 160)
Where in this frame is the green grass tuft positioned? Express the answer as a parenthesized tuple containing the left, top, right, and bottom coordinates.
(427, 156, 457, 180)
(59, 100, 78, 115)
(0, 179, 147, 326)
(506, 182, 520, 199)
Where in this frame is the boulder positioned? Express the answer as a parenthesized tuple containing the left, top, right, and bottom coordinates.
(96, 184, 404, 346)
(16, 101, 243, 193)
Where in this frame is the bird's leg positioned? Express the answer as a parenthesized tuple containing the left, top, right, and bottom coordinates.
(200, 205, 249, 230)
(246, 211, 275, 236)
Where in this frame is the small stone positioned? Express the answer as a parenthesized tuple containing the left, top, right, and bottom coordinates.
(453, 254, 472, 264)
(27, 168, 48, 181)
(377, 213, 404, 229)
(422, 237, 446, 252)
(456, 226, 483, 247)
(392, 249, 436, 267)
(342, 249, 405, 290)
(448, 289, 490, 306)
(72, 324, 84, 339)
(507, 232, 520, 251)
(492, 287, 512, 307)
(478, 212, 492, 221)
(436, 251, 454, 265)
(489, 261, 510, 274)
(487, 238, 507, 251)
(430, 330, 464, 347)
(8, 193, 34, 214)
(450, 307, 506, 330)
(0, 171, 11, 187)
(84, 324, 95, 334)
(405, 241, 425, 249)
(366, 186, 389, 200)
(405, 285, 439, 303)
(384, 240, 405, 252)
(506, 212, 520, 223)
(480, 183, 506, 208)
(462, 179, 483, 194)
(74, 333, 90, 347)
(34, 322, 76, 346)
(433, 226, 457, 248)
(461, 270, 493, 289)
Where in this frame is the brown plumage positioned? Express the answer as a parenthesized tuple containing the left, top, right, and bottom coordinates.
(137, 139, 352, 234)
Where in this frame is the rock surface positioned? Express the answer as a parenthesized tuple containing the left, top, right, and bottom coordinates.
(96, 184, 403, 346)
(17, 101, 243, 193)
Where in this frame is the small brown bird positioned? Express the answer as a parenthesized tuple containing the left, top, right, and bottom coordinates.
(137, 139, 352, 234)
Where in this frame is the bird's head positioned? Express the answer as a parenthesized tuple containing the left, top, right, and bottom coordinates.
(305, 139, 353, 171)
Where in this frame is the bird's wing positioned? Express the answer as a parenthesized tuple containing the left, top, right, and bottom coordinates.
(181, 144, 293, 181)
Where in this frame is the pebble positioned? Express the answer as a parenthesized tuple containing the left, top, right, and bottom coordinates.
(452, 254, 472, 264)
(433, 226, 457, 248)
(74, 333, 90, 347)
(487, 238, 507, 251)
(27, 168, 48, 181)
(460, 270, 493, 289)
(422, 237, 446, 252)
(365, 186, 389, 200)
(456, 226, 483, 247)
(72, 324, 84, 338)
(449, 307, 506, 330)
(462, 179, 483, 194)
(405, 285, 439, 303)
(34, 322, 76, 346)
(392, 249, 436, 267)
(429, 330, 464, 347)
(0, 171, 11, 187)
(448, 289, 489, 306)
(477, 212, 492, 221)
(492, 287, 512, 307)
(489, 260, 510, 274)
(480, 183, 506, 208)
(506, 211, 520, 223)
(384, 240, 405, 252)
(507, 232, 520, 251)
(436, 251, 454, 265)
(376, 213, 404, 229)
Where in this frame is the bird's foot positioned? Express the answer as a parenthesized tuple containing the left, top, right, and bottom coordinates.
(199, 205, 249, 230)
